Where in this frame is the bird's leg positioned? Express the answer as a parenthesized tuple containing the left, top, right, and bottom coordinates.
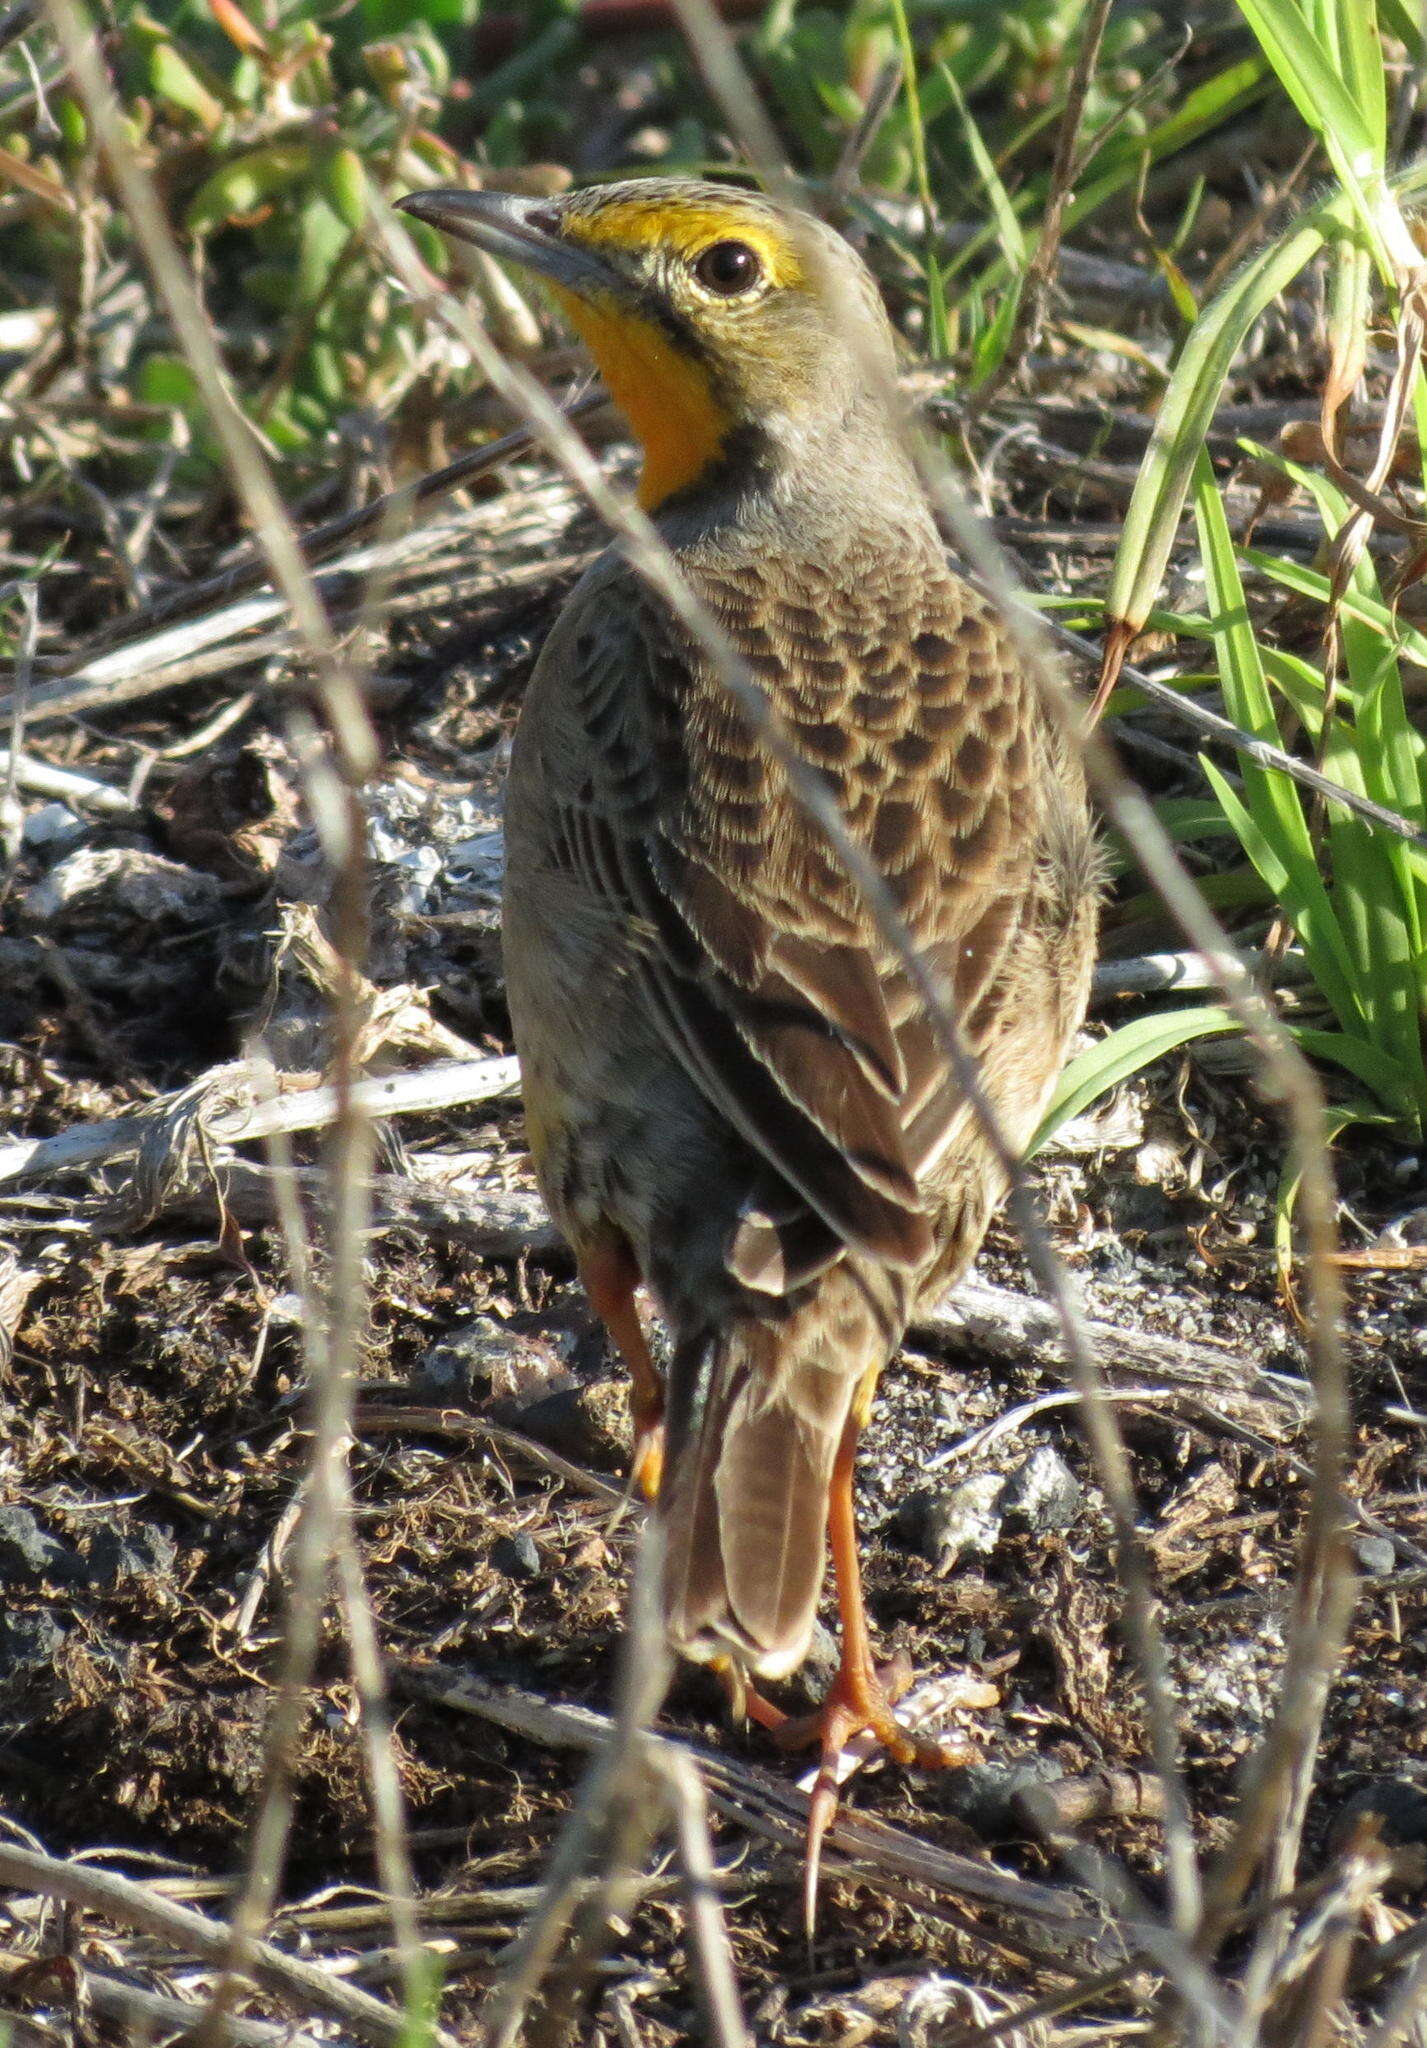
(579, 1232, 664, 1502)
(785, 1401, 973, 1930)
(714, 1657, 795, 1735)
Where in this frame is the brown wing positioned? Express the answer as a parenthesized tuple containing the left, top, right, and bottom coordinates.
(545, 541, 1045, 1279)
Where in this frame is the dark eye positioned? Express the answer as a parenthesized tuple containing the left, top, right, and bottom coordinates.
(692, 239, 763, 296)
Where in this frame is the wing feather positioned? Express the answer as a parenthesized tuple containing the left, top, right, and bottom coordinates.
(545, 543, 1053, 1282)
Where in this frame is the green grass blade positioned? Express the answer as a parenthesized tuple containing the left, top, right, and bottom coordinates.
(1289, 1028, 1416, 1104)
(1029, 1005, 1238, 1155)
(1234, 0, 1410, 274)
(1243, 0, 1378, 166)
(1294, 471, 1427, 1119)
(1105, 205, 1340, 636)
(934, 58, 1027, 271)
(1322, 787, 1423, 1121)
(1260, 647, 1330, 742)
(970, 271, 1024, 386)
(1201, 758, 1368, 1036)
(1323, 232, 1373, 411)
(1061, 56, 1273, 243)
(887, 0, 950, 359)
(1288, 468, 1427, 838)
(1314, 0, 1387, 154)
(1243, 547, 1427, 679)
(939, 55, 1273, 290)
(1100, 796, 1239, 880)
(1115, 865, 1273, 931)
(1105, 146, 1427, 646)
(1379, 0, 1426, 54)
(1412, 360, 1427, 500)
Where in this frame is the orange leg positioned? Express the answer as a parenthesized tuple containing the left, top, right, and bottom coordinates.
(784, 1402, 974, 1931)
(578, 1232, 664, 1502)
(715, 1656, 793, 1736)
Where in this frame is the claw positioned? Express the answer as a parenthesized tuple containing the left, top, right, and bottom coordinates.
(715, 1659, 795, 1736)
(793, 1653, 976, 1933)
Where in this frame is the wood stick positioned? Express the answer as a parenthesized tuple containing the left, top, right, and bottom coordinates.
(916, 1272, 1308, 1435)
(0, 1055, 519, 1185)
(0, 1844, 430, 2048)
(392, 1662, 1101, 1937)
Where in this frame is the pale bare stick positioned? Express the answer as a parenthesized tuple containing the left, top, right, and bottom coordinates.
(480, 1531, 675, 2047)
(651, 1745, 753, 2048)
(0, 1056, 520, 1187)
(392, 1661, 1099, 1936)
(0, 1842, 411, 2047)
(964, 0, 1117, 415)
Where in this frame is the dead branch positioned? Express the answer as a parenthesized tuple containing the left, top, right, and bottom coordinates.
(0, 1055, 520, 1188)
(919, 1273, 1309, 1438)
(392, 1660, 1103, 1941)
(0, 1843, 423, 2048)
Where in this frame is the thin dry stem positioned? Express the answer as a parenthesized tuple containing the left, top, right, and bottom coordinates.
(1362, 1942, 1427, 2048)
(0, 579, 38, 909)
(39, 0, 373, 786)
(481, 1533, 676, 2047)
(665, 3, 1355, 2024)
(967, 0, 1117, 415)
(654, 1747, 753, 2048)
(0, 1843, 409, 2047)
(1045, 611, 1427, 855)
(38, 10, 427, 2038)
(664, 0, 1213, 1961)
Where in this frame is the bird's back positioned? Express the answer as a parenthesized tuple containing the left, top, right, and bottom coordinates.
(504, 499, 1097, 1388)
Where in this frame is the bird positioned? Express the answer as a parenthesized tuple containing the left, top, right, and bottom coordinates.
(396, 175, 1100, 1902)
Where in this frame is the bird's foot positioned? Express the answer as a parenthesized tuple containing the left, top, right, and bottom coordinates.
(780, 1652, 976, 1933)
(718, 1652, 981, 1931)
(769, 1649, 916, 1756)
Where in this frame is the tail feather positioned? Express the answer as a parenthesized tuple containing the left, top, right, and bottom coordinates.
(659, 1319, 861, 1680)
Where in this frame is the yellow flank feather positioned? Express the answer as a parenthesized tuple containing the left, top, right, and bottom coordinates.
(550, 284, 735, 509)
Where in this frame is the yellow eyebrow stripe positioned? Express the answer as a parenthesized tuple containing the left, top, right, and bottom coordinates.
(560, 199, 805, 289)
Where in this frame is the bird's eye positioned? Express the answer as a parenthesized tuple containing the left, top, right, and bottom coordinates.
(692, 239, 763, 296)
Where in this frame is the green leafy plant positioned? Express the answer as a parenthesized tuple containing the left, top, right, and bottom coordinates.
(1203, 455, 1427, 1132)
(1035, 0, 1427, 1192)
(2, 0, 490, 476)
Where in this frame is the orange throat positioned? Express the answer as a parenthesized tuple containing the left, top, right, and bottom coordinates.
(551, 288, 732, 509)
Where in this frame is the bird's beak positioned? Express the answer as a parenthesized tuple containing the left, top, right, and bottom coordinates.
(394, 187, 615, 298)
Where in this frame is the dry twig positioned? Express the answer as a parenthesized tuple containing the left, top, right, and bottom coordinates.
(0, 1843, 419, 2048)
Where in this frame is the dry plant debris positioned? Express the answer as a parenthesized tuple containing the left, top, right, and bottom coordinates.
(2, 2, 1427, 2035)
(1, 433, 1423, 2040)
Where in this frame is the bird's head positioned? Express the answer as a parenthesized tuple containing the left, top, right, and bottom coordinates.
(395, 177, 903, 513)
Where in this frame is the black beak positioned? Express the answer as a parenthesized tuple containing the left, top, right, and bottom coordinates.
(394, 187, 614, 297)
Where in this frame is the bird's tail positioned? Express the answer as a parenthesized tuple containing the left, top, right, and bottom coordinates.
(657, 1300, 876, 1680)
